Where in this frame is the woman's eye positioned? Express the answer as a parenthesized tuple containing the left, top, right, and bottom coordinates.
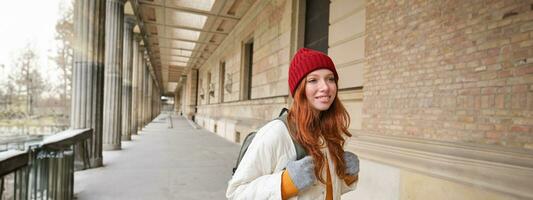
(327, 77, 335, 82)
(307, 79, 317, 83)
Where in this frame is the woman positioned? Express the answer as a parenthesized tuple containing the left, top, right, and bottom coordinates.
(226, 48, 359, 200)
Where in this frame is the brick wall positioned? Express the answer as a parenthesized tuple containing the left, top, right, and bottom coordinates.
(364, 0, 533, 149)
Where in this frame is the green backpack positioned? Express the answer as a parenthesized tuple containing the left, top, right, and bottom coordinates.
(232, 108, 308, 175)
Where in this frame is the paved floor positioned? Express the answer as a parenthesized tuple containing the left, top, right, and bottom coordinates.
(74, 114, 240, 200)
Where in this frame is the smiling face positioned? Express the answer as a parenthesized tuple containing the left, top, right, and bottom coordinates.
(304, 69, 337, 111)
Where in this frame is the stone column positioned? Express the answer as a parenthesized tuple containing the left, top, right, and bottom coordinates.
(71, 0, 106, 168)
(157, 88, 160, 116)
(147, 75, 153, 123)
(131, 33, 140, 135)
(102, 0, 125, 150)
(137, 48, 145, 131)
(151, 82, 156, 119)
(140, 59, 147, 127)
(142, 65, 150, 127)
(120, 15, 135, 141)
(185, 69, 198, 120)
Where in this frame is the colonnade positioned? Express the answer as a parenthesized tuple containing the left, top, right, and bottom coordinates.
(70, 0, 162, 168)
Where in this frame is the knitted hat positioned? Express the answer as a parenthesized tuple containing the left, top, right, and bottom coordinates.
(288, 48, 338, 96)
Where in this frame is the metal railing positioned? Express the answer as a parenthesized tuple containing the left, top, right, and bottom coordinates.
(0, 128, 92, 200)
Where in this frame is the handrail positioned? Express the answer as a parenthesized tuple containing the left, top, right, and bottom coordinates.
(0, 128, 92, 200)
(0, 150, 28, 177)
(39, 128, 92, 150)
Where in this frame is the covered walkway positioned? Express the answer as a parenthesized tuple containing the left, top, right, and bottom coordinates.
(73, 114, 239, 200)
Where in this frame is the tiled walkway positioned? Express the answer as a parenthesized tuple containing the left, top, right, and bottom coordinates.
(74, 114, 240, 200)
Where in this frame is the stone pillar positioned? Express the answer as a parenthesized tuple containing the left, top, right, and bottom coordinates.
(131, 33, 140, 135)
(140, 62, 145, 127)
(151, 80, 158, 120)
(102, 0, 125, 150)
(120, 15, 135, 141)
(157, 89, 160, 116)
(185, 69, 198, 120)
(152, 82, 156, 119)
(147, 75, 153, 122)
(143, 67, 150, 126)
(137, 49, 145, 131)
(152, 80, 155, 119)
(71, 0, 106, 168)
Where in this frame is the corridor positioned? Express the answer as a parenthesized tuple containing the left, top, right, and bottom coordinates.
(74, 114, 239, 200)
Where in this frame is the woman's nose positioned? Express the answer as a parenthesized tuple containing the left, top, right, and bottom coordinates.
(318, 79, 329, 92)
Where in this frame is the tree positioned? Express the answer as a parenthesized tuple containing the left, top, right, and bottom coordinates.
(10, 45, 48, 117)
(52, 0, 74, 118)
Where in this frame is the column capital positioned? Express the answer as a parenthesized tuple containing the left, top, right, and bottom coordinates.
(134, 33, 143, 42)
(124, 14, 137, 26)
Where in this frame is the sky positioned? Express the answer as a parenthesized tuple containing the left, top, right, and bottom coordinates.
(0, 0, 72, 96)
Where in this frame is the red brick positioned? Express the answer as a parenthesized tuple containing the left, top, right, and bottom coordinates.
(512, 85, 528, 93)
(485, 131, 501, 140)
(474, 96, 482, 109)
(481, 56, 498, 65)
(487, 48, 500, 57)
(511, 125, 530, 132)
(514, 66, 533, 76)
(481, 87, 497, 94)
(498, 70, 512, 78)
(495, 94, 505, 109)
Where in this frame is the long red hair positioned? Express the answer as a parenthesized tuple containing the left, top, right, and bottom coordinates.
(288, 79, 352, 183)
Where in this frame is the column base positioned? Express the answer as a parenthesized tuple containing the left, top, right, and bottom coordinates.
(103, 143, 121, 151)
(121, 135, 131, 141)
(74, 160, 87, 171)
(75, 157, 103, 169)
(90, 157, 103, 168)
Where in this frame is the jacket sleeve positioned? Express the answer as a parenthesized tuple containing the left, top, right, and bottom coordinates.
(226, 121, 294, 200)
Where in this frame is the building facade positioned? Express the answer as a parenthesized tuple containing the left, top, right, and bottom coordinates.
(175, 0, 533, 199)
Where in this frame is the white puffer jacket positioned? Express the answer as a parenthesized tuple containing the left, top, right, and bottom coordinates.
(226, 120, 357, 200)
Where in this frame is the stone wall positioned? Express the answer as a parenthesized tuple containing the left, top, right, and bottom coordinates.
(197, 0, 293, 105)
(186, 0, 533, 198)
(364, 0, 533, 149)
(329, 0, 367, 131)
(194, 0, 294, 142)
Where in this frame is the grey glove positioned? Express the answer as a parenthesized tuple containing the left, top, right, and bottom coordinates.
(343, 151, 359, 176)
(286, 156, 316, 191)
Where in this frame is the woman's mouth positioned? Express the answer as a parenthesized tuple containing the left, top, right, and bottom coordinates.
(315, 96, 330, 103)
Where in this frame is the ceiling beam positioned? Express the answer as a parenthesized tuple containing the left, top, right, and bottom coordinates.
(148, 35, 219, 45)
(159, 57, 203, 63)
(158, 47, 211, 53)
(139, 2, 240, 21)
(159, 54, 204, 59)
(144, 21, 228, 36)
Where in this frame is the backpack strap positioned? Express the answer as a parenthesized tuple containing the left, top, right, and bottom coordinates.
(277, 112, 307, 160)
(278, 107, 289, 117)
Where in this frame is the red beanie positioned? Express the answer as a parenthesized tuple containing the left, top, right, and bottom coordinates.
(288, 48, 338, 96)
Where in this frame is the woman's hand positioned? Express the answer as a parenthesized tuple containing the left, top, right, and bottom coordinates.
(343, 151, 359, 176)
(286, 156, 316, 191)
